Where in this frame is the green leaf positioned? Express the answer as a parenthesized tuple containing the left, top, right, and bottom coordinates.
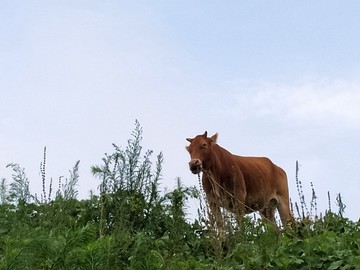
(328, 260, 344, 270)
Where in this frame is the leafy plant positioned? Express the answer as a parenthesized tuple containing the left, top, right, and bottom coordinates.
(91, 120, 166, 237)
(6, 163, 31, 205)
(59, 160, 80, 200)
(0, 177, 7, 204)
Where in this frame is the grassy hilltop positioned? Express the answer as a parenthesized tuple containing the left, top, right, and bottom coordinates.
(1, 122, 359, 269)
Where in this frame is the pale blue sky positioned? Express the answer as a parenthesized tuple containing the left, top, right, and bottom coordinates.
(1, 1, 360, 220)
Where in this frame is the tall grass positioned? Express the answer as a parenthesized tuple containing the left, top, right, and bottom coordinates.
(0, 121, 359, 269)
(292, 160, 320, 220)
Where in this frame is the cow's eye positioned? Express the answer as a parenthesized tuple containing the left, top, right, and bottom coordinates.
(202, 143, 207, 148)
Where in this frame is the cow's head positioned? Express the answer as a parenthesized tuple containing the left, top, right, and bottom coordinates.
(186, 131, 218, 174)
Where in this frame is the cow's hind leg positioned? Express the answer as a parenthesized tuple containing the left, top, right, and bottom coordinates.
(277, 196, 293, 227)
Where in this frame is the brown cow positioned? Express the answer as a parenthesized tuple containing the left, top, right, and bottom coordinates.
(186, 131, 292, 227)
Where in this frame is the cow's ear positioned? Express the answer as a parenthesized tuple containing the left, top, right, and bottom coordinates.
(203, 131, 208, 138)
(210, 133, 218, 143)
(186, 138, 193, 143)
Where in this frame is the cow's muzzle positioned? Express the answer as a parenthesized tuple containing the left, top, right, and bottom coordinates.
(189, 159, 202, 174)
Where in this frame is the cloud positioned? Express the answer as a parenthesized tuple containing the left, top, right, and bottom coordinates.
(235, 77, 360, 129)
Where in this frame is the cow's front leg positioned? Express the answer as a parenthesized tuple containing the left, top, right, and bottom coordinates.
(207, 201, 224, 233)
(231, 171, 247, 225)
(233, 198, 246, 226)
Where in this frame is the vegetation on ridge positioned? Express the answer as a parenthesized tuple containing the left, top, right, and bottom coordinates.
(1, 121, 359, 269)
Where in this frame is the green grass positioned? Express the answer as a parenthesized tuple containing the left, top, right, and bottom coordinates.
(1, 121, 359, 269)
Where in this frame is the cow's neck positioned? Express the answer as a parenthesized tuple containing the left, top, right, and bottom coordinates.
(205, 144, 233, 179)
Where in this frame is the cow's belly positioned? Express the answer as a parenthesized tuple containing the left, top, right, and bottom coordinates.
(244, 201, 265, 213)
(214, 195, 267, 214)
(209, 191, 275, 214)
(244, 195, 270, 213)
